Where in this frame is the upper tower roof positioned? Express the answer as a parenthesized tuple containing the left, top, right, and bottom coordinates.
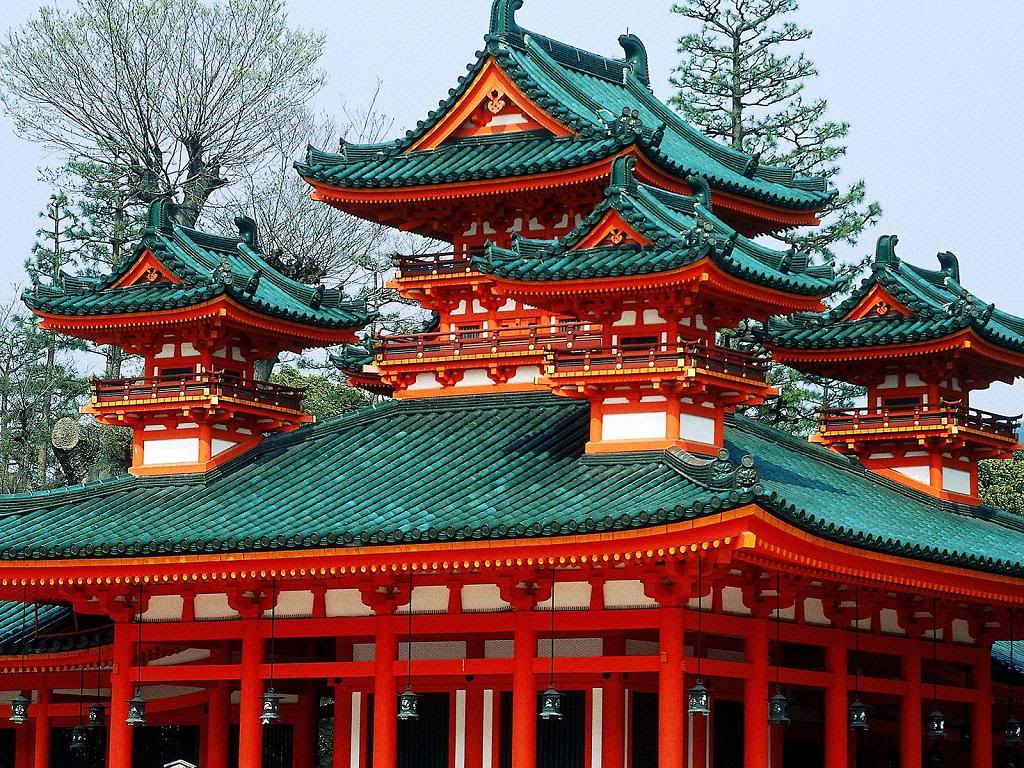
(296, 0, 834, 236)
(761, 235, 1024, 385)
(472, 157, 841, 314)
(24, 200, 372, 348)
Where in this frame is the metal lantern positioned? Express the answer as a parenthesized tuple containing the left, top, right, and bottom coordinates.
(687, 679, 711, 718)
(926, 708, 946, 740)
(260, 688, 281, 726)
(9, 694, 29, 725)
(1005, 717, 1023, 747)
(539, 687, 562, 721)
(768, 688, 791, 726)
(397, 685, 420, 722)
(848, 697, 869, 731)
(126, 686, 146, 727)
(87, 702, 105, 729)
(70, 724, 90, 754)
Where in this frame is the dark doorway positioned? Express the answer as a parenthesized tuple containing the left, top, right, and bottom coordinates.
(52, 727, 105, 768)
(397, 692, 450, 768)
(131, 726, 199, 768)
(713, 700, 743, 768)
(499, 691, 587, 768)
(228, 723, 293, 768)
(0, 731, 15, 768)
(631, 692, 658, 768)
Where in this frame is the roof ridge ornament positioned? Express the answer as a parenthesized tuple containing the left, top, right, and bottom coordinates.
(742, 152, 761, 179)
(936, 251, 960, 283)
(234, 216, 261, 251)
(686, 174, 712, 209)
(144, 198, 178, 235)
(872, 235, 900, 272)
(608, 155, 639, 194)
(618, 33, 651, 86)
(609, 107, 646, 142)
(488, 0, 524, 42)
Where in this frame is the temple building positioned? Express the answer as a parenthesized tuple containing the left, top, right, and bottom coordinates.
(0, 2, 1021, 768)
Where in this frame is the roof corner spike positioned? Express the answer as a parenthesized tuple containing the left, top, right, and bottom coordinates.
(488, 0, 524, 40)
(742, 152, 761, 179)
(145, 198, 177, 234)
(872, 234, 899, 271)
(609, 155, 639, 193)
(234, 216, 261, 251)
(618, 33, 651, 86)
(686, 173, 712, 210)
(936, 251, 960, 283)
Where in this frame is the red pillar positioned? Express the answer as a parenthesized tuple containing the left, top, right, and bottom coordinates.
(658, 607, 684, 768)
(334, 688, 353, 768)
(108, 622, 135, 768)
(900, 642, 922, 768)
(602, 636, 626, 768)
(972, 645, 993, 768)
(512, 608, 538, 768)
(207, 682, 231, 768)
(465, 684, 485, 768)
(32, 686, 49, 768)
(372, 615, 398, 768)
(238, 620, 265, 768)
(824, 629, 848, 768)
(745, 619, 770, 768)
(14, 715, 31, 768)
(294, 681, 319, 768)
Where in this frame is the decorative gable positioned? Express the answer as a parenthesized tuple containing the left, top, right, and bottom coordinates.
(572, 210, 649, 250)
(844, 284, 912, 321)
(409, 59, 574, 151)
(111, 250, 183, 288)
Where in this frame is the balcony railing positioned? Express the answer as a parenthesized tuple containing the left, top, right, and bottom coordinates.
(819, 403, 1022, 440)
(91, 371, 306, 412)
(547, 342, 770, 381)
(378, 322, 603, 363)
(392, 250, 477, 277)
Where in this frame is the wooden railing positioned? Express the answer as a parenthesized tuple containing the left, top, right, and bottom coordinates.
(547, 342, 770, 381)
(820, 402, 1022, 439)
(378, 322, 603, 362)
(91, 371, 306, 412)
(392, 250, 477, 277)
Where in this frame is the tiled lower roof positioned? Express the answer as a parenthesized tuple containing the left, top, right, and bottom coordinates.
(0, 602, 110, 655)
(0, 394, 1021, 578)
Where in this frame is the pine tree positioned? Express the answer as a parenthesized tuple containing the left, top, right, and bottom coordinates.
(670, 0, 881, 262)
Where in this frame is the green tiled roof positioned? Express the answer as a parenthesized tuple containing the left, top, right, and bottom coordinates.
(0, 602, 109, 655)
(295, 1, 833, 212)
(23, 201, 372, 331)
(0, 392, 1022, 579)
(473, 157, 841, 298)
(762, 235, 1024, 354)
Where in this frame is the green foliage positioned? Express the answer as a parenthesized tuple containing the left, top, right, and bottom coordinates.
(270, 364, 369, 421)
(669, 0, 881, 261)
(979, 453, 1024, 516)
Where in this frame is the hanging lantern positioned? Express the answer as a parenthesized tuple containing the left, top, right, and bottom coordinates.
(539, 686, 562, 721)
(70, 724, 89, 754)
(87, 702, 105, 729)
(687, 678, 711, 718)
(1005, 717, 1023, 747)
(926, 708, 946, 740)
(848, 697, 869, 731)
(768, 688, 791, 725)
(126, 686, 146, 727)
(9, 694, 29, 725)
(260, 688, 281, 726)
(398, 684, 420, 722)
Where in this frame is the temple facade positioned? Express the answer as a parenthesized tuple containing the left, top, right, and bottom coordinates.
(0, 2, 1021, 768)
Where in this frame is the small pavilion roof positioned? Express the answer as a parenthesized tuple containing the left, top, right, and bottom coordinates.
(472, 157, 841, 298)
(0, 602, 110, 655)
(762, 236, 1024, 356)
(296, 0, 833, 212)
(23, 200, 373, 331)
(0, 393, 1022, 578)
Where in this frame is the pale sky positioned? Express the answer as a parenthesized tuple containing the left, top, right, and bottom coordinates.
(0, 0, 1022, 414)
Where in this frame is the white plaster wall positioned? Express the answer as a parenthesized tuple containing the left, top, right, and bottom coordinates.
(603, 580, 658, 609)
(680, 413, 716, 445)
(326, 589, 374, 617)
(193, 593, 237, 620)
(142, 438, 200, 466)
(461, 584, 510, 613)
(602, 411, 666, 441)
(943, 466, 972, 495)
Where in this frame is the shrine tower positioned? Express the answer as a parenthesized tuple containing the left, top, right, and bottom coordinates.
(761, 235, 1024, 502)
(23, 201, 371, 475)
(298, 0, 835, 402)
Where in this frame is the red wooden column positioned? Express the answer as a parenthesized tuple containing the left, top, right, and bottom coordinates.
(824, 628, 848, 768)
(658, 606, 684, 768)
(207, 682, 231, 768)
(900, 641, 922, 768)
(32, 685, 50, 768)
(745, 617, 770, 768)
(238, 620, 265, 768)
(372, 613, 398, 768)
(602, 635, 626, 768)
(294, 680, 320, 768)
(334, 638, 355, 768)
(108, 621, 135, 768)
(14, 715, 30, 768)
(512, 608, 538, 768)
(972, 644, 993, 768)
